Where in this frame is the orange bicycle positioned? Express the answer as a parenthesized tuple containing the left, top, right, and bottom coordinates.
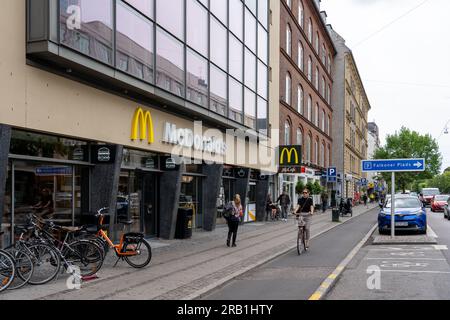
(83, 208, 152, 268)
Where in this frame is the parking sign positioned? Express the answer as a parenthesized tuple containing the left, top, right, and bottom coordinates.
(327, 167, 337, 183)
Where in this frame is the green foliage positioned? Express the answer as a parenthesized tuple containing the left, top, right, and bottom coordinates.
(305, 182, 314, 194)
(427, 172, 450, 194)
(374, 127, 442, 192)
(296, 181, 305, 195)
(311, 181, 323, 195)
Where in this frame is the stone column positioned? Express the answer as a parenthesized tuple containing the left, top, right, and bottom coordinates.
(159, 163, 185, 240)
(256, 178, 269, 222)
(202, 164, 223, 232)
(0, 125, 11, 234)
(90, 145, 123, 238)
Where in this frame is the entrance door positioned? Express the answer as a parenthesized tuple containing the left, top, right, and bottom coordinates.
(181, 176, 203, 229)
(141, 172, 158, 237)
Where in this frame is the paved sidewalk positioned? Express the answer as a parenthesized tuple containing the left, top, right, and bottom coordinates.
(0, 204, 377, 300)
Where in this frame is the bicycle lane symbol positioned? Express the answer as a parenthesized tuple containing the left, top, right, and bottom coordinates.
(66, 264, 82, 290)
(379, 261, 429, 268)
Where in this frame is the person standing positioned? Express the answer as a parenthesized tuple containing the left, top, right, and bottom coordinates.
(276, 190, 291, 222)
(294, 189, 315, 250)
(362, 193, 368, 208)
(227, 194, 243, 248)
(321, 191, 329, 213)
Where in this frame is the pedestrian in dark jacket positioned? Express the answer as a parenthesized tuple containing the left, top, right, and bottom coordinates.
(321, 192, 329, 213)
(227, 194, 243, 247)
(265, 194, 273, 222)
(276, 191, 291, 222)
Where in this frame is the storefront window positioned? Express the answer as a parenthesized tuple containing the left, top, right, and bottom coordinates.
(122, 149, 159, 170)
(180, 175, 203, 229)
(217, 177, 235, 224)
(10, 130, 89, 162)
(60, 0, 113, 65)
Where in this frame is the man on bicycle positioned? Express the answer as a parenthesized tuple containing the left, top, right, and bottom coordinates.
(294, 189, 314, 250)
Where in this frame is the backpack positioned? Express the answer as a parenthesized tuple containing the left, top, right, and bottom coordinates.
(223, 202, 234, 219)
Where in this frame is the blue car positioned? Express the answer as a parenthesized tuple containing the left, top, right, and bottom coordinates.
(378, 195, 427, 235)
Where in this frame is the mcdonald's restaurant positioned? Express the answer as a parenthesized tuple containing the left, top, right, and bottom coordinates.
(0, 0, 276, 247)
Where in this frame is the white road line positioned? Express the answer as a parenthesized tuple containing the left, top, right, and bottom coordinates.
(433, 245, 448, 251)
(428, 225, 438, 238)
(379, 270, 450, 274)
(365, 258, 446, 261)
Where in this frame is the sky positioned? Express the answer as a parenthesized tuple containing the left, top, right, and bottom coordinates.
(321, 0, 450, 172)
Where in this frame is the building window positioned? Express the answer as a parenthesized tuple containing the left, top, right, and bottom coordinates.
(244, 88, 257, 129)
(245, 8, 257, 53)
(321, 77, 326, 97)
(285, 121, 291, 145)
(286, 24, 292, 57)
(327, 84, 331, 104)
(315, 103, 319, 127)
(187, 0, 208, 57)
(298, 42, 304, 71)
(315, 32, 319, 53)
(322, 44, 326, 65)
(60, 0, 113, 65)
(229, 34, 243, 82)
(306, 135, 312, 163)
(321, 109, 326, 131)
(307, 57, 312, 82)
(210, 64, 227, 116)
(314, 139, 318, 165)
(229, 0, 243, 40)
(245, 48, 257, 91)
(308, 18, 313, 43)
(298, 1, 304, 28)
(297, 85, 304, 114)
(328, 54, 332, 74)
(229, 78, 243, 123)
(285, 73, 292, 105)
(211, 16, 227, 71)
(328, 115, 331, 135)
(286, 0, 292, 10)
(186, 48, 208, 108)
(307, 95, 312, 122)
(321, 143, 325, 167)
(156, 0, 184, 40)
(296, 129, 303, 146)
(315, 67, 319, 89)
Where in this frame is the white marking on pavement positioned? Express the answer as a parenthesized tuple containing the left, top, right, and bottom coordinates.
(378, 270, 450, 274)
(433, 245, 448, 251)
(428, 226, 438, 238)
(365, 258, 446, 261)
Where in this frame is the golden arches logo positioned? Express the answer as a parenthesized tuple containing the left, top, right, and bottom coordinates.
(131, 107, 154, 144)
(280, 147, 299, 165)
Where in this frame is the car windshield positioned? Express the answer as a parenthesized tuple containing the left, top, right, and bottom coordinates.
(422, 189, 440, 196)
(385, 198, 421, 209)
(435, 195, 449, 201)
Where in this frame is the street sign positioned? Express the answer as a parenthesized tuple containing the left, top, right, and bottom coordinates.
(362, 159, 425, 173)
(361, 178, 368, 186)
(327, 167, 337, 183)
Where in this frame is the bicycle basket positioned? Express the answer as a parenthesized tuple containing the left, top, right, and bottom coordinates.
(297, 216, 306, 227)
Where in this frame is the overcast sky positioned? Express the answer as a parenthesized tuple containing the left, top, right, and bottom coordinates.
(321, 0, 450, 172)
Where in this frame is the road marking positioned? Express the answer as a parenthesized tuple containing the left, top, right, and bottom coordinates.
(366, 258, 446, 261)
(309, 293, 322, 300)
(379, 262, 429, 268)
(433, 245, 448, 251)
(378, 270, 450, 274)
(428, 226, 438, 238)
(328, 274, 338, 280)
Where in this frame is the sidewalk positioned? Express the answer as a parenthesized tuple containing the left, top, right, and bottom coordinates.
(0, 204, 378, 300)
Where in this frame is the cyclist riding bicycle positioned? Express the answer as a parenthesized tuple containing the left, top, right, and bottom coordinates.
(294, 189, 315, 250)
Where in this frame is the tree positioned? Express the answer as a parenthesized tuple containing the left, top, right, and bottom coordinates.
(295, 181, 305, 195)
(374, 127, 442, 192)
(428, 172, 450, 194)
(311, 181, 323, 195)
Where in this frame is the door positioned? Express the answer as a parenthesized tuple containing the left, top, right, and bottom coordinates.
(142, 172, 158, 237)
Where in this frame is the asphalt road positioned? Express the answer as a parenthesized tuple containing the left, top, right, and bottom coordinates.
(203, 208, 379, 300)
(327, 208, 450, 300)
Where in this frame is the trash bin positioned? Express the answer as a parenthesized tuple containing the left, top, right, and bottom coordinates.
(175, 207, 194, 239)
(332, 209, 340, 222)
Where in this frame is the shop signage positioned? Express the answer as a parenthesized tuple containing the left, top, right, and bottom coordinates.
(91, 145, 117, 164)
(131, 107, 155, 144)
(160, 156, 179, 171)
(223, 168, 234, 178)
(163, 122, 227, 155)
(36, 166, 73, 176)
(279, 146, 302, 166)
(278, 167, 302, 174)
(234, 168, 249, 179)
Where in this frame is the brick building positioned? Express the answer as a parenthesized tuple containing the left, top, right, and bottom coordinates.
(278, 0, 336, 204)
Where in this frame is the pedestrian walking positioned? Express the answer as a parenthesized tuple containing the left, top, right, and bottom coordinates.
(276, 190, 291, 222)
(362, 193, 368, 208)
(227, 194, 243, 247)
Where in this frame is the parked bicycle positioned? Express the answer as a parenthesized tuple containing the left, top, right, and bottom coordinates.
(0, 241, 15, 292)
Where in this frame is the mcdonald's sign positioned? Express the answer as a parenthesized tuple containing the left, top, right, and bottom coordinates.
(279, 145, 302, 167)
(131, 107, 154, 144)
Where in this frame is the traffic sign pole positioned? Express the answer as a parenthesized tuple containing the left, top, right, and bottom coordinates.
(391, 172, 395, 238)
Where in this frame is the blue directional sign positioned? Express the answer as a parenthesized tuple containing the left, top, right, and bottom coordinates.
(327, 167, 337, 183)
(362, 159, 426, 173)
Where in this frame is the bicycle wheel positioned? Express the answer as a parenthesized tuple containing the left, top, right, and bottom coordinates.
(5, 248, 34, 290)
(63, 240, 103, 277)
(0, 250, 15, 293)
(124, 239, 152, 268)
(27, 243, 61, 286)
(297, 228, 305, 255)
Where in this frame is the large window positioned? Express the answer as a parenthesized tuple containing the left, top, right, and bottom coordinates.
(245, 49, 257, 91)
(116, 2, 153, 82)
(186, 48, 208, 107)
(307, 95, 312, 121)
(156, 0, 184, 40)
(286, 24, 292, 57)
(245, 9, 257, 54)
(284, 121, 291, 145)
(298, 42, 304, 71)
(211, 0, 227, 24)
(230, 0, 244, 40)
(210, 65, 227, 116)
(285, 73, 292, 105)
(229, 34, 244, 82)
(229, 78, 243, 123)
(60, 0, 113, 65)
(124, 0, 153, 19)
(187, 0, 208, 57)
(244, 88, 256, 129)
(156, 28, 185, 97)
(297, 85, 303, 114)
(298, 1, 304, 28)
(307, 57, 312, 82)
(211, 17, 227, 71)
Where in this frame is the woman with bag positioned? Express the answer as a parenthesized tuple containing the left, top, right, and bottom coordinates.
(227, 194, 243, 248)
(294, 189, 315, 250)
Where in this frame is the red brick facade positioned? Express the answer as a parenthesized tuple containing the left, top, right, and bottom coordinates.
(279, 0, 334, 170)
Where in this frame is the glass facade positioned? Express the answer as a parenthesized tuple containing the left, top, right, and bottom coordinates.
(58, 0, 269, 133)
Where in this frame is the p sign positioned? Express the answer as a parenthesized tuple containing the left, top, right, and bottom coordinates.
(327, 167, 337, 183)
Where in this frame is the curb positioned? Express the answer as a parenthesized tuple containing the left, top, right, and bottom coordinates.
(188, 206, 378, 300)
(308, 223, 378, 301)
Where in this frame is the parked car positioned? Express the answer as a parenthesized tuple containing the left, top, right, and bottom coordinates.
(431, 195, 450, 212)
(378, 195, 427, 235)
(410, 192, 418, 198)
(421, 188, 440, 207)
